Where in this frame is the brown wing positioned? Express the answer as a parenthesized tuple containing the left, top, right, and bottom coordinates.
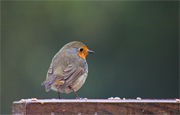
(62, 64, 85, 86)
(41, 66, 59, 92)
(41, 64, 85, 92)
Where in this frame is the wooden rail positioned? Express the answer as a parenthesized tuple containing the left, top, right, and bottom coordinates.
(12, 99, 180, 114)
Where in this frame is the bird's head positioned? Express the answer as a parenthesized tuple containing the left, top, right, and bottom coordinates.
(62, 41, 94, 60)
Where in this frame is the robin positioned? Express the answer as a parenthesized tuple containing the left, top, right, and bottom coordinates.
(41, 41, 94, 99)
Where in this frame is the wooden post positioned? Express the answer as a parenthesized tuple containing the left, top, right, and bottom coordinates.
(12, 99, 180, 114)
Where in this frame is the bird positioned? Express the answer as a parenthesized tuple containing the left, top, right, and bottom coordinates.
(41, 41, 94, 99)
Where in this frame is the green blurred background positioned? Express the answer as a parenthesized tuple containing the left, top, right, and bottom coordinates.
(1, 1, 179, 114)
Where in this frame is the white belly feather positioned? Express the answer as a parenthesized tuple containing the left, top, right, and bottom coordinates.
(71, 73, 87, 92)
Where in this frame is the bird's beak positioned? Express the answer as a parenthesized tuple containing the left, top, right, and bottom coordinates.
(88, 50, 95, 54)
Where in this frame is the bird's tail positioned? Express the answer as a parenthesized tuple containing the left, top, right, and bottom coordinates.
(41, 75, 58, 92)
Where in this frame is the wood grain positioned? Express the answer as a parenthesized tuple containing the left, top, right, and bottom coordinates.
(12, 99, 180, 114)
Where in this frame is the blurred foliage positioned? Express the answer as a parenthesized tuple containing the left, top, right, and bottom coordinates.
(1, 1, 179, 114)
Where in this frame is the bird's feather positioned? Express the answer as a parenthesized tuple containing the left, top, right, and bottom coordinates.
(41, 64, 85, 92)
(41, 74, 58, 92)
(63, 66, 84, 85)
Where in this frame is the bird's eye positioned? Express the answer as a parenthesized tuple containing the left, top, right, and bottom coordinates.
(79, 48, 83, 52)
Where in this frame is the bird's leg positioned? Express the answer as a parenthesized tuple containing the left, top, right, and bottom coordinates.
(72, 89, 80, 99)
(69, 86, 80, 99)
(58, 90, 61, 99)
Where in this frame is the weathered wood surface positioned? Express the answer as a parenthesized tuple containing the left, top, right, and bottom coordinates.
(12, 99, 180, 114)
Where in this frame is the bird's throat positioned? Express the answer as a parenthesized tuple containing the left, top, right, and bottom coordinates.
(78, 52, 87, 60)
